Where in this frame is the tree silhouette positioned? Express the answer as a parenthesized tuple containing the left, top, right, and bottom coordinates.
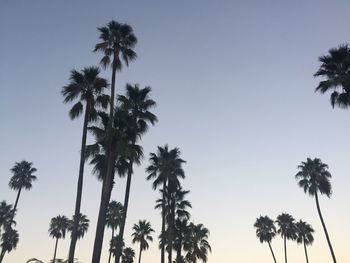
(132, 220, 154, 263)
(106, 201, 123, 263)
(254, 215, 277, 263)
(48, 215, 69, 263)
(183, 223, 211, 263)
(276, 213, 297, 263)
(295, 220, 314, 263)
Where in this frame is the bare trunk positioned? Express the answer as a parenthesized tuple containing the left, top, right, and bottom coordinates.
(53, 237, 59, 263)
(303, 239, 309, 263)
(161, 181, 166, 263)
(315, 191, 337, 263)
(68, 105, 89, 263)
(284, 236, 287, 263)
(138, 243, 142, 263)
(0, 250, 6, 263)
(267, 241, 277, 263)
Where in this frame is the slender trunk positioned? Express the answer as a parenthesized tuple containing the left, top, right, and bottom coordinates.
(68, 105, 89, 263)
(13, 187, 22, 214)
(0, 250, 6, 263)
(168, 201, 175, 263)
(267, 241, 277, 263)
(91, 149, 116, 263)
(138, 243, 142, 263)
(91, 56, 118, 263)
(303, 239, 309, 263)
(315, 192, 337, 263)
(115, 159, 134, 263)
(161, 181, 166, 263)
(284, 236, 287, 263)
(53, 237, 59, 263)
(108, 227, 115, 263)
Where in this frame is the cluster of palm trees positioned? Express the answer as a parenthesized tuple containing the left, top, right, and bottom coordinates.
(0, 160, 37, 263)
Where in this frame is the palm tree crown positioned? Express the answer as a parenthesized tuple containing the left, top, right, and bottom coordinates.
(276, 213, 297, 240)
(48, 215, 70, 240)
(106, 201, 123, 230)
(183, 223, 211, 263)
(314, 44, 350, 108)
(9, 161, 37, 191)
(68, 213, 89, 239)
(254, 216, 276, 243)
(132, 220, 154, 251)
(295, 220, 314, 245)
(122, 247, 135, 263)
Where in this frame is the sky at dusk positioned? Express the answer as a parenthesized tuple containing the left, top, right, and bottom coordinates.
(1, 1, 350, 262)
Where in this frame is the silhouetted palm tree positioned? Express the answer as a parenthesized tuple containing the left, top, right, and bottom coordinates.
(296, 158, 337, 263)
(48, 215, 69, 263)
(295, 220, 314, 263)
(314, 44, 350, 108)
(254, 216, 277, 263)
(68, 213, 89, 240)
(183, 223, 211, 263)
(174, 219, 190, 263)
(0, 226, 18, 263)
(9, 160, 37, 216)
(106, 201, 123, 263)
(0, 201, 14, 233)
(132, 220, 154, 263)
(92, 21, 137, 263)
(62, 66, 108, 263)
(146, 146, 185, 263)
(115, 84, 157, 263)
(122, 247, 135, 263)
(276, 213, 297, 263)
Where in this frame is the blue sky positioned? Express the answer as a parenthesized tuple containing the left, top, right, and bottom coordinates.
(1, 0, 350, 262)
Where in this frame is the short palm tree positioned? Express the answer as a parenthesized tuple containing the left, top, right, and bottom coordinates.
(254, 216, 278, 263)
(132, 220, 154, 263)
(183, 223, 211, 263)
(0, 226, 19, 263)
(106, 201, 123, 263)
(92, 21, 137, 263)
(146, 146, 185, 263)
(62, 66, 108, 263)
(314, 44, 350, 108)
(122, 247, 135, 263)
(9, 160, 37, 215)
(276, 213, 297, 263)
(295, 220, 314, 263)
(68, 213, 89, 240)
(295, 158, 337, 263)
(48, 215, 69, 263)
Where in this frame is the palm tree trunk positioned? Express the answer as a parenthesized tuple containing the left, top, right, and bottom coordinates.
(92, 54, 118, 263)
(53, 237, 59, 263)
(303, 240, 309, 263)
(176, 236, 182, 262)
(284, 236, 287, 263)
(108, 227, 115, 263)
(115, 159, 134, 263)
(161, 181, 166, 263)
(13, 187, 22, 213)
(68, 105, 89, 263)
(0, 250, 6, 263)
(315, 192, 337, 263)
(92, 150, 116, 263)
(168, 201, 175, 263)
(267, 241, 277, 263)
(138, 243, 142, 263)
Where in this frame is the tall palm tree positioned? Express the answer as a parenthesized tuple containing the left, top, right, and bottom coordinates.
(92, 21, 137, 263)
(9, 160, 37, 216)
(68, 213, 89, 240)
(106, 201, 123, 263)
(183, 223, 211, 263)
(62, 66, 108, 263)
(48, 215, 69, 263)
(131, 220, 154, 263)
(146, 146, 186, 263)
(295, 158, 337, 263)
(295, 220, 314, 263)
(115, 84, 157, 263)
(254, 216, 278, 263)
(121, 247, 135, 263)
(0, 226, 18, 263)
(276, 213, 297, 263)
(314, 44, 350, 108)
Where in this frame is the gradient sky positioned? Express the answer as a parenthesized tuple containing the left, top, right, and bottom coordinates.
(1, 1, 350, 262)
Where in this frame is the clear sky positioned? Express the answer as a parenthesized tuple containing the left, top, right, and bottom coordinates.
(1, 0, 350, 262)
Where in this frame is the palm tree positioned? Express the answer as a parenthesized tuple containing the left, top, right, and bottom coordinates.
(132, 220, 154, 263)
(254, 216, 278, 263)
(276, 213, 297, 263)
(9, 160, 37, 216)
(314, 44, 350, 108)
(114, 84, 157, 263)
(106, 201, 123, 263)
(146, 146, 186, 263)
(62, 66, 108, 263)
(295, 220, 314, 263)
(122, 247, 135, 263)
(174, 219, 190, 262)
(295, 158, 337, 263)
(48, 215, 69, 263)
(183, 223, 211, 263)
(0, 201, 14, 233)
(92, 21, 137, 263)
(0, 226, 19, 263)
(68, 213, 89, 240)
